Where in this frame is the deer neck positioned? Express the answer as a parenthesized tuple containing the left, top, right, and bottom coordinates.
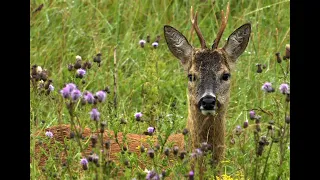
(186, 94, 229, 160)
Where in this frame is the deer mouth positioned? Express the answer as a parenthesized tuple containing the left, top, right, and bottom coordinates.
(200, 106, 216, 116)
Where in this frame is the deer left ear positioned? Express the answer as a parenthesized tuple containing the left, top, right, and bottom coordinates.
(223, 23, 251, 62)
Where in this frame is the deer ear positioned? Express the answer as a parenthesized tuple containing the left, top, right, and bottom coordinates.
(164, 25, 193, 65)
(223, 23, 251, 62)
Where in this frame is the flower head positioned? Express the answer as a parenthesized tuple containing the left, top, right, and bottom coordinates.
(243, 120, 249, 128)
(235, 125, 242, 135)
(71, 89, 82, 101)
(147, 149, 155, 159)
(279, 83, 290, 94)
(95, 91, 106, 102)
(189, 170, 194, 179)
(261, 82, 274, 93)
(135, 112, 142, 121)
(66, 83, 77, 92)
(152, 42, 158, 48)
(249, 110, 255, 120)
(48, 84, 54, 91)
(147, 127, 155, 135)
(84, 91, 94, 104)
(45, 131, 53, 138)
(80, 158, 88, 170)
(60, 87, 70, 98)
(139, 40, 146, 48)
(76, 55, 82, 61)
(90, 108, 100, 121)
(76, 68, 86, 78)
(146, 170, 160, 180)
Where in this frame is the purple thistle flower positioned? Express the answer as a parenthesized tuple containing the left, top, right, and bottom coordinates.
(243, 120, 249, 128)
(235, 125, 242, 135)
(146, 170, 160, 180)
(152, 42, 159, 48)
(45, 131, 53, 138)
(71, 89, 82, 101)
(80, 158, 88, 165)
(189, 170, 194, 180)
(147, 149, 155, 158)
(90, 108, 100, 121)
(80, 158, 88, 170)
(84, 91, 94, 104)
(261, 82, 274, 93)
(147, 127, 155, 135)
(139, 40, 146, 48)
(66, 83, 77, 92)
(195, 148, 202, 156)
(95, 91, 106, 102)
(48, 84, 54, 91)
(249, 110, 255, 120)
(279, 83, 290, 94)
(135, 112, 142, 121)
(60, 87, 70, 98)
(76, 68, 86, 78)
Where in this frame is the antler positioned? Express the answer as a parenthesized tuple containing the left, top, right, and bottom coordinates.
(212, 2, 230, 49)
(191, 6, 207, 49)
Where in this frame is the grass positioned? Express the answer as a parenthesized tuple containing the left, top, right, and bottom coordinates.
(30, 0, 290, 179)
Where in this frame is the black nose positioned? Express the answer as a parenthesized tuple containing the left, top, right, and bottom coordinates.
(199, 95, 216, 110)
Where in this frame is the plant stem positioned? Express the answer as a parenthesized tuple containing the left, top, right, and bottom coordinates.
(261, 141, 273, 180)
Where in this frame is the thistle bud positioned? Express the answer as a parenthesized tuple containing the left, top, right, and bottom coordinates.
(275, 52, 282, 63)
(256, 64, 263, 73)
(74, 60, 82, 69)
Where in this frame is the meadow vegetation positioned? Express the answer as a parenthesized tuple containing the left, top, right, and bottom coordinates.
(30, 0, 290, 179)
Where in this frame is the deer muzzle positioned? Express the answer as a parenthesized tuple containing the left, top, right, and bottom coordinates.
(199, 94, 216, 115)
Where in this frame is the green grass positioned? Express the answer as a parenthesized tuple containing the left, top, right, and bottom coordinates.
(30, 0, 290, 179)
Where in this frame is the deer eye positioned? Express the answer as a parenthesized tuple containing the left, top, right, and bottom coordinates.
(222, 73, 231, 81)
(188, 74, 196, 82)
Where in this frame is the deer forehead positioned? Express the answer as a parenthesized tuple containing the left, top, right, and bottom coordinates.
(188, 48, 230, 74)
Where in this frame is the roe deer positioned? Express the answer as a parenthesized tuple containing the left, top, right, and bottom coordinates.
(163, 5, 251, 163)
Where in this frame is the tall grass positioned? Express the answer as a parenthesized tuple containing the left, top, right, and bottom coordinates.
(30, 0, 290, 179)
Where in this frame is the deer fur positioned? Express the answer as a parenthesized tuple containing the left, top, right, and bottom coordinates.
(163, 9, 251, 163)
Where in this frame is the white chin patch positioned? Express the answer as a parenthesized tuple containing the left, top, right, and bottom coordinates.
(201, 110, 215, 116)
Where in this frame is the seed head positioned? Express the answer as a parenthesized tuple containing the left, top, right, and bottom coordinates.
(90, 108, 100, 121)
(275, 52, 282, 63)
(235, 125, 242, 136)
(261, 82, 275, 93)
(279, 83, 290, 94)
(76, 55, 82, 61)
(285, 44, 290, 59)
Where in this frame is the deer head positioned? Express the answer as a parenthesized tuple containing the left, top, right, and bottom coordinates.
(164, 8, 251, 117)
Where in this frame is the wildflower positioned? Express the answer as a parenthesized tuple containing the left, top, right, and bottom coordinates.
(67, 64, 74, 71)
(179, 151, 187, 160)
(164, 147, 170, 156)
(182, 128, 189, 135)
(146, 35, 150, 43)
(84, 92, 94, 104)
(189, 170, 194, 180)
(139, 40, 146, 48)
(235, 125, 242, 136)
(147, 127, 155, 135)
(135, 112, 143, 121)
(71, 89, 82, 101)
(256, 64, 262, 73)
(275, 52, 282, 63)
(76, 55, 82, 61)
(66, 83, 77, 92)
(261, 82, 274, 93)
(249, 110, 255, 120)
(243, 120, 249, 128)
(95, 91, 106, 102)
(48, 84, 54, 91)
(173, 146, 179, 155)
(76, 68, 86, 78)
(74, 60, 82, 69)
(45, 131, 53, 138)
(279, 83, 290, 94)
(146, 170, 160, 180)
(93, 53, 102, 64)
(152, 42, 159, 48)
(80, 158, 88, 170)
(147, 149, 155, 159)
(90, 108, 100, 121)
(92, 154, 99, 164)
(91, 135, 98, 147)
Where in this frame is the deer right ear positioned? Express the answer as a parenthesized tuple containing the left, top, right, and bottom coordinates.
(164, 25, 193, 65)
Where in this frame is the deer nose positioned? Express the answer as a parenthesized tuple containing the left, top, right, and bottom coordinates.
(199, 95, 216, 110)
